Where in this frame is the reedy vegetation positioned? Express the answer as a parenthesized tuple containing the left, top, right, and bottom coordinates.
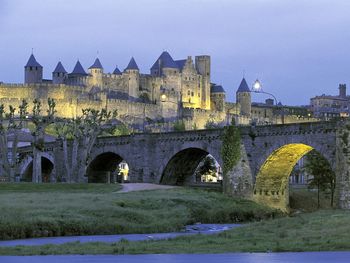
(0, 184, 278, 240)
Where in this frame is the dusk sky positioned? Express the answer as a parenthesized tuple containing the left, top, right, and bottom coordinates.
(1, 0, 350, 105)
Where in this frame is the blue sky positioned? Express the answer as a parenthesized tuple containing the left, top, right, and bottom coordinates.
(0, 0, 350, 105)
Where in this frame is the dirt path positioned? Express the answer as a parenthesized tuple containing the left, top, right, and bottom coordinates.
(118, 183, 176, 193)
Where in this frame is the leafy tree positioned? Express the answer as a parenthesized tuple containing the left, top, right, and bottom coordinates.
(0, 100, 28, 181)
(173, 120, 186, 131)
(303, 150, 336, 208)
(221, 120, 241, 194)
(195, 155, 218, 182)
(111, 123, 131, 136)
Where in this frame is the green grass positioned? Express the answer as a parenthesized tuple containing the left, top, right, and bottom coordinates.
(0, 183, 122, 193)
(0, 183, 277, 241)
(289, 186, 332, 212)
(1, 209, 348, 255)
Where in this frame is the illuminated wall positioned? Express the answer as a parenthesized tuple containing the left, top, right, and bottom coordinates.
(253, 143, 313, 211)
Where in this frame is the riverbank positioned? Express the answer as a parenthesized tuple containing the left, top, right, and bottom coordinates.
(0, 183, 277, 240)
(1, 209, 348, 255)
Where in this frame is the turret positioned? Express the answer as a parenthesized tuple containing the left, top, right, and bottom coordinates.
(113, 65, 122, 75)
(88, 58, 103, 87)
(52, 62, 67, 84)
(67, 60, 88, 86)
(236, 78, 251, 116)
(210, 84, 226, 112)
(339, 84, 346, 98)
(124, 57, 140, 100)
(195, 55, 211, 109)
(24, 54, 43, 84)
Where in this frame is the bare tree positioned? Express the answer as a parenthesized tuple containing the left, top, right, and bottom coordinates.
(0, 100, 28, 181)
(55, 108, 117, 183)
(31, 98, 56, 183)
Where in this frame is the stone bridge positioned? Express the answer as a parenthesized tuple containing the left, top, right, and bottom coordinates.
(15, 120, 350, 211)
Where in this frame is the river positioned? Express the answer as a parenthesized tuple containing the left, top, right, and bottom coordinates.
(0, 224, 239, 246)
(0, 252, 349, 263)
(0, 224, 347, 262)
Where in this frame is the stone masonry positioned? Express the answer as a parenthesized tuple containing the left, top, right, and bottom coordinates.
(15, 120, 350, 211)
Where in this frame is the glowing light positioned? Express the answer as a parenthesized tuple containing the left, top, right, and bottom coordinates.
(253, 143, 314, 211)
(161, 94, 167, 101)
(252, 79, 262, 92)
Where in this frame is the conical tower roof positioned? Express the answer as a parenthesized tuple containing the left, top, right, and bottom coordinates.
(70, 60, 87, 75)
(151, 51, 179, 70)
(113, 65, 122, 75)
(53, 62, 67, 73)
(25, 54, 42, 68)
(237, 78, 250, 93)
(124, 57, 139, 71)
(211, 84, 225, 93)
(89, 58, 103, 69)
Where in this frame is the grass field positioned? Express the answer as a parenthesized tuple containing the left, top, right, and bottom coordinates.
(0, 209, 348, 255)
(0, 183, 278, 240)
(289, 186, 332, 212)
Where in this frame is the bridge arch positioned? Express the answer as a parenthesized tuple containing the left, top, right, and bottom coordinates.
(87, 151, 131, 183)
(160, 147, 222, 185)
(19, 153, 55, 182)
(253, 143, 334, 211)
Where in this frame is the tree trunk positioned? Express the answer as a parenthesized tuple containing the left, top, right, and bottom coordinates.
(9, 133, 19, 182)
(9, 167, 15, 182)
(77, 141, 88, 183)
(32, 129, 44, 183)
(32, 147, 42, 183)
(0, 132, 11, 179)
(317, 181, 320, 209)
(71, 138, 79, 182)
(330, 180, 335, 208)
(331, 188, 334, 207)
(62, 139, 71, 182)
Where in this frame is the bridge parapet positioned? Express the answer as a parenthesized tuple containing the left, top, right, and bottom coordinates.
(97, 129, 225, 144)
(239, 121, 338, 138)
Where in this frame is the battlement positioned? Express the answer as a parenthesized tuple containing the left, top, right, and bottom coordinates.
(103, 73, 123, 79)
(107, 98, 159, 110)
(0, 82, 85, 90)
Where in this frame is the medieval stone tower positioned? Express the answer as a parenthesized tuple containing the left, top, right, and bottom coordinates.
(236, 78, 251, 116)
(88, 58, 103, 87)
(52, 62, 67, 84)
(339, 83, 347, 98)
(124, 57, 140, 100)
(210, 84, 226, 112)
(67, 60, 88, 86)
(24, 54, 43, 84)
(195, 55, 211, 110)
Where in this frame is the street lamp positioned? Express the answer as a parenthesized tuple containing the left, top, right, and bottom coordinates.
(251, 79, 284, 124)
(251, 79, 278, 105)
